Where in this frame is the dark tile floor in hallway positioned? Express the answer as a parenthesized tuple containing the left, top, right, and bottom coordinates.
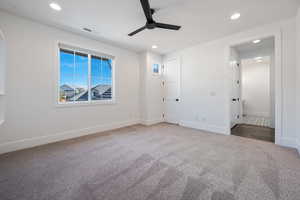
(231, 124, 275, 143)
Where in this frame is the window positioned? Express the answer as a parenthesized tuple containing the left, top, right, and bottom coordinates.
(59, 44, 114, 104)
(152, 63, 160, 75)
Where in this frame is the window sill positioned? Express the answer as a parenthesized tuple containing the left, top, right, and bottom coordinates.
(55, 100, 116, 108)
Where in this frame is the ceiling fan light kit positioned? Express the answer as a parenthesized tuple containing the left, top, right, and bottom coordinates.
(128, 0, 181, 36)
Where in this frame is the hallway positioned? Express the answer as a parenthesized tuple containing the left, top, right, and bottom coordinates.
(242, 115, 272, 128)
(231, 124, 275, 143)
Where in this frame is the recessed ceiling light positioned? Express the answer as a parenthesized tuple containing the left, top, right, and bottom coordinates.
(254, 57, 263, 63)
(50, 2, 61, 11)
(253, 39, 261, 44)
(230, 13, 241, 20)
(152, 45, 158, 49)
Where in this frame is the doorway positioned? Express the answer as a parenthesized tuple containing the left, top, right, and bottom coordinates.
(163, 58, 181, 124)
(229, 36, 276, 143)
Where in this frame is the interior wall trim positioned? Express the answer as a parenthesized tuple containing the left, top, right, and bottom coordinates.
(278, 137, 299, 150)
(140, 118, 164, 126)
(180, 120, 229, 135)
(0, 119, 140, 155)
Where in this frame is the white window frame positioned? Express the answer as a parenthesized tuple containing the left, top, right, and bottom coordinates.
(55, 42, 116, 107)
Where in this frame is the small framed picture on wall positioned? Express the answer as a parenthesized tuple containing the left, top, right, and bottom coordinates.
(152, 63, 160, 75)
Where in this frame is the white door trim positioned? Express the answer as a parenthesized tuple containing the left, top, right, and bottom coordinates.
(225, 30, 282, 145)
(229, 60, 242, 128)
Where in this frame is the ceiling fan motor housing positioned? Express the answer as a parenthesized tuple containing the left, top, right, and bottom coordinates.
(146, 22, 156, 29)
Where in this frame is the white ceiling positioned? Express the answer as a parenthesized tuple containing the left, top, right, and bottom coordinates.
(242, 56, 271, 65)
(0, 0, 299, 54)
(234, 37, 275, 55)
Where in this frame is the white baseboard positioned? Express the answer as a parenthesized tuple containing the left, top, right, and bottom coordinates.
(140, 118, 164, 126)
(0, 119, 140, 155)
(180, 120, 229, 135)
(2, 119, 299, 156)
(278, 137, 299, 149)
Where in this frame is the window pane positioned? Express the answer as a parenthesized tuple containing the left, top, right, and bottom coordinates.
(59, 49, 75, 103)
(91, 56, 112, 100)
(60, 81, 75, 103)
(153, 64, 160, 74)
(91, 56, 101, 78)
(102, 59, 112, 81)
(73, 52, 89, 102)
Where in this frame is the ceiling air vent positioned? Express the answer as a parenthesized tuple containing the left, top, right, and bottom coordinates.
(83, 28, 92, 33)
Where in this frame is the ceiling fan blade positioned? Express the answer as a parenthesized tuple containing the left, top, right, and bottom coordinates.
(140, 0, 153, 22)
(155, 23, 181, 30)
(128, 26, 147, 36)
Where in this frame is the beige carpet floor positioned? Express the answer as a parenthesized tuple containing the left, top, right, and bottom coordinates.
(0, 123, 300, 200)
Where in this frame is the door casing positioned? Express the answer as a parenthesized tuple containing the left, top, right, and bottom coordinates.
(225, 31, 282, 146)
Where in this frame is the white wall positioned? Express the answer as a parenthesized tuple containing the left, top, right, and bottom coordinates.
(164, 18, 297, 148)
(238, 45, 276, 128)
(0, 11, 140, 154)
(241, 58, 271, 117)
(0, 30, 5, 125)
(139, 52, 148, 123)
(165, 42, 231, 134)
(0, 34, 4, 94)
(139, 52, 164, 125)
(296, 8, 300, 153)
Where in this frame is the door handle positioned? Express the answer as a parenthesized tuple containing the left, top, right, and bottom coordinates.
(232, 98, 240, 102)
(175, 98, 180, 102)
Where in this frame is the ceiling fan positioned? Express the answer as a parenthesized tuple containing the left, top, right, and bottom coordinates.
(128, 0, 181, 36)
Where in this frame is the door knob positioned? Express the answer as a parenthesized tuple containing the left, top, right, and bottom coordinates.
(176, 98, 179, 102)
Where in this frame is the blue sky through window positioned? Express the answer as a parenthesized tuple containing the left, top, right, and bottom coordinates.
(60, 50, 112, 89)
(91, 56, 112, 87)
